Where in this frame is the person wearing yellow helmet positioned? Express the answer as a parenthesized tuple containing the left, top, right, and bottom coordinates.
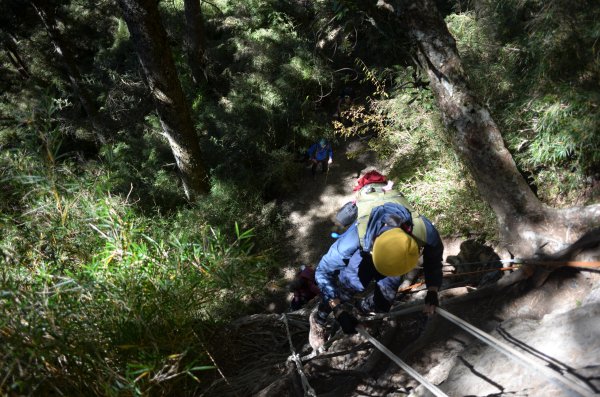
(372, 228, 420, 276)
(309, 196, 443, 350)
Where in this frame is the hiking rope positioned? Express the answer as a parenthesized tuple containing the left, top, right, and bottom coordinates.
(521, 260, 600, 272)
(450, 258, 600, 271)
(442, 265, 520, 277)
(292, 260, 600, 393)
(435, 307, 597, 397)
(397, 266, 522, 293)
(399, 260, 600, 293)
(356, 326, 449, 397)
(282, 314, 317, 397)
(449, 258, 519, 267)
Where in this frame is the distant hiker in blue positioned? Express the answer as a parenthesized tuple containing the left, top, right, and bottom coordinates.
(307, 138, 333, 177)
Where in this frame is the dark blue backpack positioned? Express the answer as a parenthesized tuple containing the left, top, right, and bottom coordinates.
(335, 201, 357, 227)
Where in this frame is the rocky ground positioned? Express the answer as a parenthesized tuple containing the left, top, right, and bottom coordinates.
(205, 138, 600, 397)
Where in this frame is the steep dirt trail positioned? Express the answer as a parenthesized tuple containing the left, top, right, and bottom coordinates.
(225, 138, 600, 397)
(273, 139, 600, 397)
(281, 138, 385, 269)
(279, 137, 461, 287)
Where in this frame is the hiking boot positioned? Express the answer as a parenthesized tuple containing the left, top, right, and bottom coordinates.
(308, 309, 329, 351)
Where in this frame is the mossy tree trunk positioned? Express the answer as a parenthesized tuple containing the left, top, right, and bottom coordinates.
(118, 0, 210, 200)
(389, 0, 600, 257)
(183, 0, 207, 86)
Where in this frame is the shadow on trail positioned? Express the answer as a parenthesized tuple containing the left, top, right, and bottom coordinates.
(253, 137, 382, 313)
(281, 137, 382, 269)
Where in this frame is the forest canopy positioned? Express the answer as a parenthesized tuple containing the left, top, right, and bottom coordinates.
(0, 0, 598, 395)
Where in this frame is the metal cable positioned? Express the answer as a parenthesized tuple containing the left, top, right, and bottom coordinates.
(436, 307, 597, 397)
(356, 326, 449, 397)
(288, 259, 600, 394)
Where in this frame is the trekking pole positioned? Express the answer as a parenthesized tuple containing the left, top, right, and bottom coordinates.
(356, 326, 449, 397)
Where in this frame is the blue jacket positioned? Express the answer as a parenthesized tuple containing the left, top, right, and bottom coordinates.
(315, 203, 443, 303)
(308, 142, 333, 162)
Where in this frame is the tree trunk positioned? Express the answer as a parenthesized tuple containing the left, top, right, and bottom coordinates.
(30, 1, 97, 119)
(183, 0, 207, 85)
(4, 36, 31, 79)
(390, 0, 600, 257)
(4, 47, 28, 80)
(118, 0, 210, 200)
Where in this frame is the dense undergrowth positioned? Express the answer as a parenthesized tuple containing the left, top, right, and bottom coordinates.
(445, 0, 600, 206)
(1, 0, 598, 395)
(1, 102, 282, 395)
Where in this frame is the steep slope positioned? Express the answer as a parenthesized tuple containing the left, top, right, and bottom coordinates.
(280, 138, 385, 268)
(205, 139, 600, 397)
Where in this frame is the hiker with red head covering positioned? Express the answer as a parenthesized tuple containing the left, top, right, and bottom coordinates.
(309, 171, 443, 350)
(353, 170, 387, 191)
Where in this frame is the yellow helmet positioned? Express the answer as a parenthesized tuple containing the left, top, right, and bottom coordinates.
(372, 228, 419, 276)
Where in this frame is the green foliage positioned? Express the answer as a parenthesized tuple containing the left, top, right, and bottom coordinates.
(516, 93, 600, 168)
(504, 90, 600, 203)
(332, 59, 498, 237)
(1, 4, 331, 393)
(3, 0, 599, 394)
(0, 97, 281, 396)
(352, 1, 599, 236)
(1, 196, 273, 395)
(186, 0, 333, 196)
(446, 2, 600, 205)
(397, 157, 498, 238)
(332, 0, 359, 20)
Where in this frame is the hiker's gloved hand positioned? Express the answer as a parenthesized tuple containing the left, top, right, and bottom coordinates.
(328, 158, 333, 164)
(424, 290, 439, 315)
(358, 285, 391, 314)
(334, 309, 358, 334)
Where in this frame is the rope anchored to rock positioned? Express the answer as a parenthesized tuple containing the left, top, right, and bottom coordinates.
(285, 258, 600, 395)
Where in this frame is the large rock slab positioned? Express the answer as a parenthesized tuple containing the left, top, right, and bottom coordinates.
(435, 301, 600, 396)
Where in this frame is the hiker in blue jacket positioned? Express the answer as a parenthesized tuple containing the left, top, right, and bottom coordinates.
(309, 197, 443, 349)
(307, 138, 333, 177)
